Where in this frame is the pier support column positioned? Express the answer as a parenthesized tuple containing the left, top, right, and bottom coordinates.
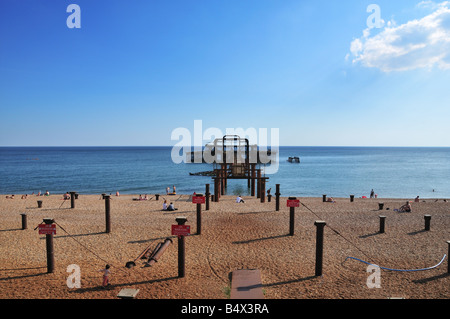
(195, 194, 203, 235)
(379, 216, 386, 234)
(289, 197, 297, 236)
(447, 241, 450, 274)
(256, 170, 261, 199)
(424, 215, 431, 231)
(176, 217, 187, 278)
(220, 166, 225, 196)
(251, 164, 256, 197)
(275, 184, 281, 211)
(21, 213, 27, 230)
(314, 221, 326, 276)
(43, 218, 55, 274)
(205, 184, 210, 211)
(260, 178, 266, 203)
(214, 173, 220, 203)
(70, 191, 76, 208)
(104, 195, 111, 233)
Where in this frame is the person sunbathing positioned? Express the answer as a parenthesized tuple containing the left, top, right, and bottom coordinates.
(326, 197, 335, 203)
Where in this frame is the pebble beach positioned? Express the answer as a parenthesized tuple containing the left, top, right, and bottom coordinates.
(0, 193, 449, 299)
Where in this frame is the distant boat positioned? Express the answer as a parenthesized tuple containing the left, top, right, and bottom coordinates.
(287, 156, 300, 163)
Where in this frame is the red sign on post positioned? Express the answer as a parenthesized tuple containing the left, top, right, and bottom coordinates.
(171, 224, 191, 237)
(287, 199, 300, 208)
(39, 224, 56, 235)
(192, 196, 206, 204)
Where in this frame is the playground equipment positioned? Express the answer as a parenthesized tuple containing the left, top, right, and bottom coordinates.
(125, 238, 173, 268)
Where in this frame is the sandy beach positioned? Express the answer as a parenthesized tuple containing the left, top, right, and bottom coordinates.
(0, 193, 448, 299)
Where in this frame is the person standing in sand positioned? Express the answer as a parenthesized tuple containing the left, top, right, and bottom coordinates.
(99, 264, 111, 288)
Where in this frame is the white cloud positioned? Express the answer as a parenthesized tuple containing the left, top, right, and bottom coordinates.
(349, 1, 450, 72)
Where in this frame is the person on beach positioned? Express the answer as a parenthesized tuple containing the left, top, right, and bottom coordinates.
(63, 192, 70, 200)
(173, 185, 176, 194)
(45, 190, 50, 196)
(6, 195, 14, 199)
(166, 187, 170, 195)
(415, 196, 420, 203)
(326, 197, 335, 203)
(398, 201, 412, 212)
(236, 195, 245, 203)
(162, 200, 168, 210)
(99, 264, 111, 288)
(167, 202, 177, 211)
(115, 191, 120, 197)
(370, 189, 375, 198)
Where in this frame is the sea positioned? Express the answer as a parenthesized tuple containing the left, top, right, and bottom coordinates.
(0, 146, 449, 199)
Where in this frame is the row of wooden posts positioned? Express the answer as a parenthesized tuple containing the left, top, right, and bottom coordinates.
(23, 188, 450, 277)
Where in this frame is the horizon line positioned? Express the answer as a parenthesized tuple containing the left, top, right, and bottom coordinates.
(1, 145, 449, 148)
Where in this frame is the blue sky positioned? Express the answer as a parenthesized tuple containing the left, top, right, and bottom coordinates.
(1, 0, 450, 146)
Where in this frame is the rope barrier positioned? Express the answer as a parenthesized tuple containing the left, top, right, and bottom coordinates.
(344, 255, 447, 272)
(53, 221, 115, 268)
(301, 202, 375, 262)
(300, 202, 447, 273)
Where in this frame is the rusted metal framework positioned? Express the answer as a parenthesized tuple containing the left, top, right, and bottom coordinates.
(211, 135, 269, 203)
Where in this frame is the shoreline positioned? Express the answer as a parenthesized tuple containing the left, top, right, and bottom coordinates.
(2, 192, 448, 201)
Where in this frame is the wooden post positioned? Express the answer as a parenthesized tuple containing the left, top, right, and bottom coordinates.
(105, 195, 111, 233)
(424, 215, 431, 231)
(314, 221, 326, 276)
(195, 194, 203, 235)
(43, 219, 55, 274)
(289, 197, 296, 236)
(176, 217, 187, 278)
(205, 184, 210, 211)
(70, 191, 76, 208)
(447, 241, 450, 274)
(275, 184, 281, 211)
(21, 213, 27, 230)
(46, 232, 54, 273)
(379, 216, 386, 233)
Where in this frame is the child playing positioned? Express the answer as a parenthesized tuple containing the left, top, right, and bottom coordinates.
(99, 264, 111, 288)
